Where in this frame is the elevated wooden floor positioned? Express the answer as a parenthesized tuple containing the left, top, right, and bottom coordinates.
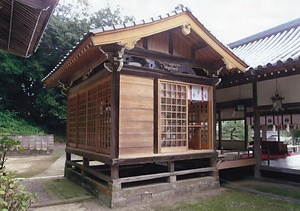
(217, 150, 256, 170)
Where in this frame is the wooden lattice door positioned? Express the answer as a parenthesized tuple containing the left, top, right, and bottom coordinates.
(158, 80, 188, 153)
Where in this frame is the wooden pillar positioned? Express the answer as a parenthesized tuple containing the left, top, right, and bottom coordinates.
(277, 129, 281, 142)
(244, 106, 248, 150)
(213, 83, 217, 151)
(154, 78, 158, 153)
(262, 125, 267, 141)
(218, 111, 222, 150)
(110, 56, 120, 159)
(168, 161, 176, 183)
(111, 165, 119, 180)
(253, 81, 261, 178)
(82, 157, 90, 176)
(110, 165, 121, 191)
(64, 152, 71, 177)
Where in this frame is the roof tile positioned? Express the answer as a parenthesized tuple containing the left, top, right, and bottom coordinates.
(229, 18, 300, 70)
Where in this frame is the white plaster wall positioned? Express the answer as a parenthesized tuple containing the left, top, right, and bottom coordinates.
(258, 75, 300, 106)
(221, 108, 244, 120)
(216, 83, 252, 103)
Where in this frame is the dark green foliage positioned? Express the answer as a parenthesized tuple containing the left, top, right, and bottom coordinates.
(0, 2, 133, 134)
(0, 110, 44, 135)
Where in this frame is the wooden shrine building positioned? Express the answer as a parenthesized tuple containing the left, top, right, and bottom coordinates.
(43, 7, 247, 207)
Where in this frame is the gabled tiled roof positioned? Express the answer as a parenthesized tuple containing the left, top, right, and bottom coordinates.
(43, 7, 193, 83)
(43, 6, 247, 87)
(229, 18, 300, 70)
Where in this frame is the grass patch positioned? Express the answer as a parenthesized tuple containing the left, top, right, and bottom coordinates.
(241, 180, 300, 200)
(155, 189, 300, 211)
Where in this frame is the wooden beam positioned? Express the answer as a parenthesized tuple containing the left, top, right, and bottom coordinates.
(218, 159, 256, 170)
(218, 64, 300, 89)
(66, 147, 112, 165)
(217, 98, 253, 110)
(66, 161, 112, 182)
(125, 47, 213, 71)
(112, 151, 217, 166)
(121, 66, 213, 86)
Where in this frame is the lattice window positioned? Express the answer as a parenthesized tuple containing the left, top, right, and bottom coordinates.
(97, 80, 111, 152)
(159, 81, 188, 153)
(68, 96, 77, 146)
(87, 87, 97, 149)
(77, 92, 87, 147)
(67, 76, 112, 154)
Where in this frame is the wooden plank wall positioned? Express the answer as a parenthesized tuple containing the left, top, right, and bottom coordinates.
(119, 75, 154, 156)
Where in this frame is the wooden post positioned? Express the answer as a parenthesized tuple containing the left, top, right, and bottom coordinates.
(110, 53, 120, 159)
(110, 165, 121, 191)
(111, 165, 119, 180)
(244, 106, 248, 150)
(168, 161, 176, 183)
(218, 111, 222, 150)
(212, 83, 217, 151)
(154, 78, 158, 153)
(65, 152, 71, 177)
(253, 81, 261, 178)
(82, 157, 90, 176)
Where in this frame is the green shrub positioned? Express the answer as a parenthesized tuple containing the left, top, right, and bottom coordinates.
(0, 110, 44, 135)
(0, 171, 34, 211)
(0, 136, 22, 170)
